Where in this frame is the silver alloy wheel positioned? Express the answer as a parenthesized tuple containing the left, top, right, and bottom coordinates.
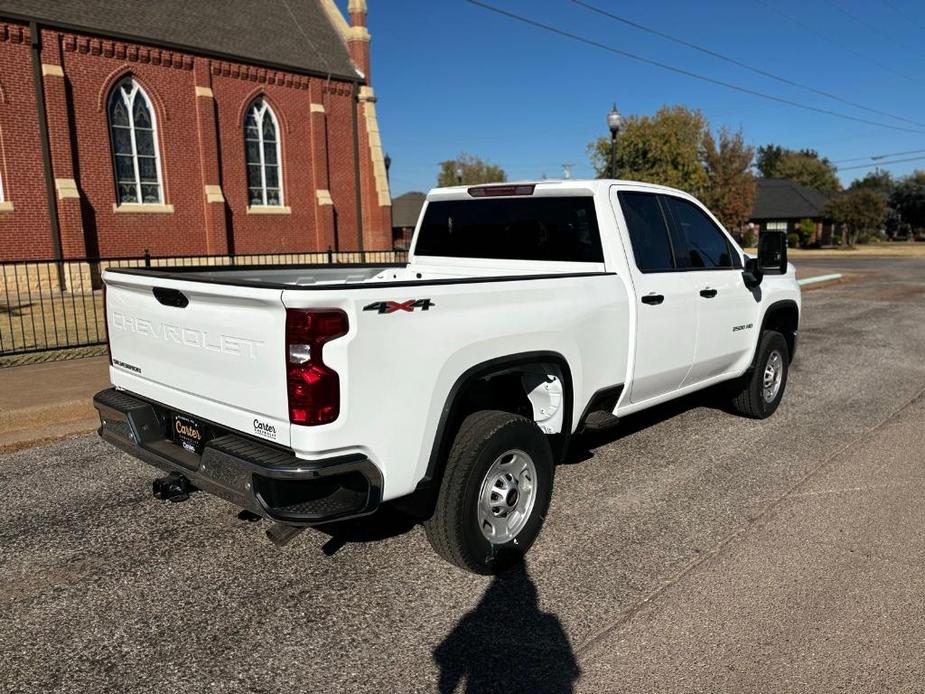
(762, 349, 784, 403)
(477, 449, 538, 544)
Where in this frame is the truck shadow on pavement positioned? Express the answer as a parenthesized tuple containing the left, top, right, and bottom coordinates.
(311, 506, 418, 555)
(433, 561, 580, 694)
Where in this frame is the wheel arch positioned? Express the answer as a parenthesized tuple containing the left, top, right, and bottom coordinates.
(760, 299, 800, 361)
(413, 351, 574, 500)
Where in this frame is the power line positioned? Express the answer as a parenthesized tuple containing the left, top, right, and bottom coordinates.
(752, 0, 922, 85)
(571, 0, 925, 129)
(819, 0, 925, 60)
(832, 147, 925, 164)
(464, 1, 925, 135)
(880, 0, 925, 34)
(838, 154, 925, 171)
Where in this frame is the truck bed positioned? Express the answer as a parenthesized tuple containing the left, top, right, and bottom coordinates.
(105, 261, 610, 290)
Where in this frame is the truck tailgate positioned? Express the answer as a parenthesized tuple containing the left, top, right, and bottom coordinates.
(104, 271, 290, 445)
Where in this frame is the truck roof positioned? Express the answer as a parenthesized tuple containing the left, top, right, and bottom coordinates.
(425, 179, 692, 201)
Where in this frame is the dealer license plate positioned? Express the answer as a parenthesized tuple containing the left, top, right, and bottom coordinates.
(173, 414, 206, 454)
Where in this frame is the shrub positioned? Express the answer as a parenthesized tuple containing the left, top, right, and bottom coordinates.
(797, 218, 816, 247)
(787, 232, 800, 248)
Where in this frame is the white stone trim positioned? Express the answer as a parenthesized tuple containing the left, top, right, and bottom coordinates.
(318, 0, 351, 41)
(54, 178, 80, 200)
(310, 103, 326, 114)
(346, 26, 371, 42)
(195, 86, 214, 98)
(247, 205, 292, 215)
(316, 189, 334, 206)
(0, 200, 14, 211)
(113, 203, 175, 214)
(42, 63, 64, 77)
(361, 99, 391, 207)
(204, 184, 225, 203)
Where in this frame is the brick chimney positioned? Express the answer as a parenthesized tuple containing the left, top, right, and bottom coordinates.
(346, 0, 371, 80)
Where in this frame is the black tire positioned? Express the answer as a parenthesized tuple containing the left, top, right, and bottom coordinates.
(730, 330, 790, 419)
(424, 410, 554, 575)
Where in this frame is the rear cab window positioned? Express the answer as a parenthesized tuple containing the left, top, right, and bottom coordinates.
(617, 191, 676, 272)
(414, 196, 604, 262)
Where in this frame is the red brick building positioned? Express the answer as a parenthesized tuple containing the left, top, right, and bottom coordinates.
(0, 0, 392, 262)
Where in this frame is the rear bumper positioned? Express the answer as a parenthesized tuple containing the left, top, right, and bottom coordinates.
(93, 388, 382, 525)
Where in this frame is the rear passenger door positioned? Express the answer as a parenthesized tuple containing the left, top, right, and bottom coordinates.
(614, 190, 698, 404)
(661, 195, 758, 386)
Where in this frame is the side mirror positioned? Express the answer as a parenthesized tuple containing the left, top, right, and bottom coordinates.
(742, 256, 762, 288)
(757, 230, 787, 275)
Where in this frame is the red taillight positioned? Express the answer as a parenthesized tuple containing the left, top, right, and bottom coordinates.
(285, 309, 348, 426)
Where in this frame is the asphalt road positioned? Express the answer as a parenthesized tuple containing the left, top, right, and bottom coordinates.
(2, 256, 924, 693)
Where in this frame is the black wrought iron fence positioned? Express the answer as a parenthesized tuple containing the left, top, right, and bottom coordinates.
(0, 249, 408, 358)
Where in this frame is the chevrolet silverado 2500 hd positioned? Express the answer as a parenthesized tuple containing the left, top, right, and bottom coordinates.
(94, 180, 800, 574)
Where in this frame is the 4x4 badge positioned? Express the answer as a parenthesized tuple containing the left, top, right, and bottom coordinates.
(363, 299, 435, 314)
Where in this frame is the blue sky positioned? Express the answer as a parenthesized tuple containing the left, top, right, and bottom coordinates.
(341, 0, 925, 195)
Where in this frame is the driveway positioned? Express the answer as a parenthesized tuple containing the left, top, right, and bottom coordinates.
(2, 257, 924, 693)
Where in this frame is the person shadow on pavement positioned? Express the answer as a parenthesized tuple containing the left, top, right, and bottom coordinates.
(434, 561, 580, 694)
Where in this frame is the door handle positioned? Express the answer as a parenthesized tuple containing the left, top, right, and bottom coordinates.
(153, 287, 189, 308)
(699, 288, 718, 298)
(641, 293, 664, 305)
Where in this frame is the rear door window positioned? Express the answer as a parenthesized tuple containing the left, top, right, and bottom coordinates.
(414, 196, 604, 262)
(663, 196, 739, 269)
(617, 191, 676, 272)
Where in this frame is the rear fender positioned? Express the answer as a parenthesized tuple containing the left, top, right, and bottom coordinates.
(410, 351, 574, 504)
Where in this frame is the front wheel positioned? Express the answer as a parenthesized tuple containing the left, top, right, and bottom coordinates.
(729, 329, 790, 419)
(424, 410, 554, 574)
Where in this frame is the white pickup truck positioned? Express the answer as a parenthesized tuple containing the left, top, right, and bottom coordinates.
(94, 179, 800, 574)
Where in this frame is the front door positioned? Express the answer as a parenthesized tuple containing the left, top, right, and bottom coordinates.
(661, 195, 760, 385)
(613, 189, 698, 404)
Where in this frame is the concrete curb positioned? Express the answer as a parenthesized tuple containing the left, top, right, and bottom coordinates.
(0, 417, 99, 453)
(798, 273, 843, 287)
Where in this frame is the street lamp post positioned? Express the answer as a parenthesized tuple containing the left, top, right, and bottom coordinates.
(455, 163, 464, 186)
(607, 103, 623, 179)
(384, 153, 393, 246)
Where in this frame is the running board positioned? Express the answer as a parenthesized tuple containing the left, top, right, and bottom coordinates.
(581, 410, 620, 433)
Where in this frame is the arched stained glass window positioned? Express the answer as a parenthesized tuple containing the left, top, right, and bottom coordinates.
(108, 78, 163, 205)
(244, 98, 282, 206)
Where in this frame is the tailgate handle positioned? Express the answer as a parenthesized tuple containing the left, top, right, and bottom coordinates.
(153, 287, 189, 308)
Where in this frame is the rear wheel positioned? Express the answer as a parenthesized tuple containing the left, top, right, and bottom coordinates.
(730, 330, 790, 419)
(424, 410, 554, 574)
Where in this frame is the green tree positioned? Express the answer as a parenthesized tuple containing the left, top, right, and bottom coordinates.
(756, 146, 841, 192)
(851, 169, 893, 197)
(889, 170, 925, 236)
(437, 153, 506, 187)
(588, 105, 709, 194)
(825, 188, 887, 247)
(755, 144, 785, 177)
(700, 127, 756, 232)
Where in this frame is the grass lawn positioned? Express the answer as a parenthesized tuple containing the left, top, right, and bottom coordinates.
(0, 290, 106, 359)
(745, 243, 925, 257)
